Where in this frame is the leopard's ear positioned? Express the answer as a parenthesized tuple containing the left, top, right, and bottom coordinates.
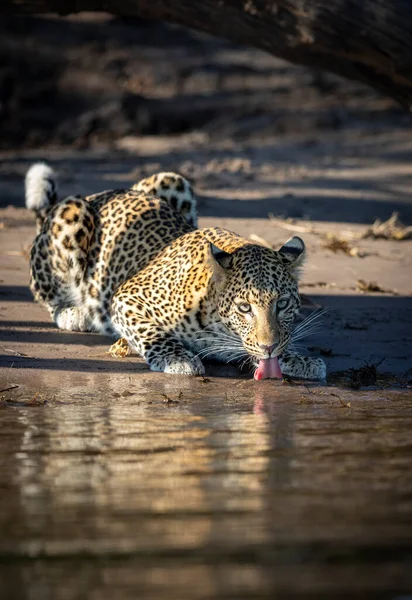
(278, 236, 306, 278)
(210, 244, 232, 269)
(208, 243, 232, 289)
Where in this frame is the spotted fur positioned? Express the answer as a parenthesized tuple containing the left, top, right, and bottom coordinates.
(26, 163, 326, 380)
(132, 172, 197, 228)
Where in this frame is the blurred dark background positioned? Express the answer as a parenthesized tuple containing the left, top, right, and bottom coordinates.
(2, 12, 412, 227)
(1, 12, 411, 151)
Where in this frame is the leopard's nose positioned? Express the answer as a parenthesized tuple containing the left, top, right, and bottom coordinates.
(259, 343, 277, 356)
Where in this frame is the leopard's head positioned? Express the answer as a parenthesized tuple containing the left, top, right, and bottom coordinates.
(210, 237, 305, 361)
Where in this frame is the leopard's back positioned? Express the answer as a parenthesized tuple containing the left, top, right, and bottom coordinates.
(86, 189, 192, 298)
(27, 167, 195, 334)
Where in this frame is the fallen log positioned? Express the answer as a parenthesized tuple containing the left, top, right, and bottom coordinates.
(3, 0, 412, 108)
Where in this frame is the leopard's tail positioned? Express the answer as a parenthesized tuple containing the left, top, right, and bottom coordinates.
(25, 162, 58, 233)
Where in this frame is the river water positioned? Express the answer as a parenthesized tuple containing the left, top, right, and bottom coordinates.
(0, 371, 411, 599)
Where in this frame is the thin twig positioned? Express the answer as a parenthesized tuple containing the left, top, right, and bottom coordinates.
(0, 385, 19, 393)
(268, 215, 315, 234)
(0, 346, 29, 358)
(249, 234, 273, 248)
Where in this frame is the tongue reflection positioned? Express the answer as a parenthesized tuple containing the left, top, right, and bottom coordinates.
(254, 357, 282, 380)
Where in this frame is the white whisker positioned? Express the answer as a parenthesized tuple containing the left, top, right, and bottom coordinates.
(195, 346, 247, 360)
(292, 326, 323, 342)
(292, 308, 327, 343)
(294, 308, 328, 333)
(239, 356, 254, 371)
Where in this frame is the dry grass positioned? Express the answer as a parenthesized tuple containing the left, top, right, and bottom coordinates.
(321, 233, 365, 257)
(348, 361, 384, 389)
(356, 279, 397, 294)
(0, 390, 48, 407)
(361, 212, 412, 241)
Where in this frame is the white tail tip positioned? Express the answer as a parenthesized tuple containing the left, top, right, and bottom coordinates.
(25, 162, 57, 212)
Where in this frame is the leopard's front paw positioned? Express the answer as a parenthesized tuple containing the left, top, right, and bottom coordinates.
(305, 357, 326, 380)
(279, 354, 326, 381)
(148, 353, 205, 375)
(163, 356, 205, 376)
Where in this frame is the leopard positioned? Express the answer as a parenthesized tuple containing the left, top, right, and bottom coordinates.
(25, 162, 326, 381)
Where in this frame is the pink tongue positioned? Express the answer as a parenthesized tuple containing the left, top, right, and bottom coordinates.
(254, 357, 282, 381)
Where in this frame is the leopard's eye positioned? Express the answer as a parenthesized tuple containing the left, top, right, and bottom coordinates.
(237, 302, 252, 314)
(277, 298, 290, 311)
